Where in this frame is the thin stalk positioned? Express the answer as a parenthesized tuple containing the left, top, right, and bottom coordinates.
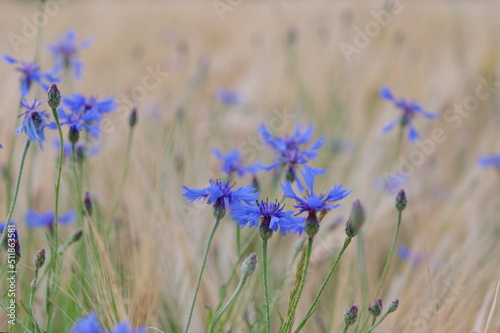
(294, 237, 352, 333)
(110, 125, 135, 220)
(374, 210, 403, 299)
(341, 325, 349, 333)
(366, 311, 391, 333)
(262, 239, 271, 333)
(281, 237, 313, 333)
(0, 139, 30, 254)
(236, 225, 241, 256)
(184, 218, 221, 333)
(209, 274, 249, 332)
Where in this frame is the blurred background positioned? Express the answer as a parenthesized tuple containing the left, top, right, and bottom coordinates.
(1, 0, 500, 332)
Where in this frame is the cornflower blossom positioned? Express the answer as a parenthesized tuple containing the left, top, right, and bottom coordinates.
(25, 209, 75, 229)
(259, 123, 323, 183)
(216, 88, 243, 105)
(213, 148, 263, 178)
(58, 106, 102, 140)
(15, 99, 55, 149)
(48, 30, 92, 79)
(71, 312, 145, 333)
(182, 180, 259, 219)
(477, 154, 500, 169)
(53, 139, 100, 162)
(64, 93, 117, 115)
(0, 221, 21, 262)
(3, 55, 59, 97)
(380, 86, 438, 141)
(281, 166, 351, 238)
(232, 199, 305, 238)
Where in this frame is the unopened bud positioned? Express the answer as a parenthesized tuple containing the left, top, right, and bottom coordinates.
(395, 189, 407, 212)
(68, 127, 80, 145)
(259, 216, 273, 241)
(69, 229, 83, 245)
(129, 107, 138, 128)
(388, 299, 399, 313)
(213, 198, 226, 220)
(242, 253, 257, 276)
(344, 304, 358, 326)
(31, 279, 37, 289)
(368, 299, 382, 317)
(47, 84, 61, 109)
(33, 248, 45, 270)
(345, 200, 365, 238)
(305, 213, 319, 239)
(84, 192, 93, 215)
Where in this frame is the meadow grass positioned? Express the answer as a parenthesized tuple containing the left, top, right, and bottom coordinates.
(0, 0, 500, 332)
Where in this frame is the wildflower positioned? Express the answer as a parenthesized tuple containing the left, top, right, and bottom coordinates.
(281, 166, 351, 238)
(259, 123, 323, 183)
(368, 299, 382, 317)
(380, 86, 438, 141)
(84, 192, 93, 215)
(0, 221, 21, 263)
(64, 93, 117, 115)
(47, 83, 61, 109)
(4, 55, 60, 97)
(110, 321, 146, 333)
(181, 180, 259, 219)
(396, 244, 423, 266)
(216, 88, 243, 105)
(25, 209, 75, 229)
(58, 106, 102, 141)
(48, 30, 92, 79)
(213, 148, 263, 178)
(344, 305, 358, 327)
(33, 248, 46, 270)
(374, 173, 407, 194)
(345, 199, 365, 238)
(15, 99, 55, 149)
(129, 106, 138, 128)
(387, 299, 399, 313)
(242, 253, 258, 276)
(53, 139, 100, 162)
(395, 189, 407, 212)
(231, 199, 305, 238)
(477, 154, 500, 169)
(71, 312, 104, 333)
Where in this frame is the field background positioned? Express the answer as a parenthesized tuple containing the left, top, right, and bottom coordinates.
(1, 0, 500, 332)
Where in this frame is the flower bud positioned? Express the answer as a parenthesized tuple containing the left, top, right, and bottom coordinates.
(129, 106, 138, 128)
(68, 127, 80, 145)
(33, 248, 45, 270)
(305, 213, 319, 239)
(344, 304, 358, 326)
(213, 198, 226, 220)
(84, 192, 93, 216)
(388, 299, 399, 313)
(368, 299, 382, 317)
(242, 253, 257, 276)
(69, 229, 83, 245)
(259, 216, 273, 241)
(345, 200, 365, 238)
(47, 84, 61, 109)
(31, 279, 37, 289)
(395, 189, 407, 212)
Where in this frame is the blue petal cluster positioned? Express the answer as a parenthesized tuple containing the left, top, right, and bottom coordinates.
(477, 154, 500, 169)
(380, 86, 438, 141)
(48, 30, 92, 80)
(213, 148, 263, 177)
(25, 209, 75, 229)
(15, 99, 56, 149)
(182, 180, 258, 210)
(71, 312, 145, 333)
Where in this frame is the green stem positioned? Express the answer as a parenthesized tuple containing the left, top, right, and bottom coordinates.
(281, 237, 313, 333)
(209, 274, 249, 332)
(294, 237, 352, 333)
(366, 312, 390, 333)
(374, 210, 402, 299)
(341, 325, 349, 333)
(184, 217, 221, 333)
(262, 239, 271, 333)
(0, 139, 30, 254)
(236, 224, 241, 256)
(110, 126, 135, 220)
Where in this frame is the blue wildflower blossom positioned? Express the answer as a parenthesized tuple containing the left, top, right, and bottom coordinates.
(380, 86, 438, 142)
(0, 221, 21, 262)
(48, 30, 92, 80)
(15, 99, 55, 149)
(25, 209, 75, 229)
(259, 123, 323, 182)
(0, 221, 18, 240)
(53, 139, 100, 162)
(213, 148, 263, 178)
(232, 199, 305, 237)
(71, 312, 104, 333)
(281, 166, 351, 238)
(3, 55, 59, 97)
(58, 106, 102, 140)
(64, 93, 117, 115)
(216, 88, 243, 105)
(110, 321, 146, 333)
(182, 180, 259, 219)
(477, 154, 500, 169)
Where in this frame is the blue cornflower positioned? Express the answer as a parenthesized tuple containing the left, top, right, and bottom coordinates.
(58, 106, 102, 140)
(64, 93, 117, 115)
(0, 144, 3, 148)
(477, 154, 500, 169)
(232, 199, 305, 238)
(71, 312, 104, 333)
(3, 55, 59, 97)
(259, 123, 323, 182)
(53, 139, 100, 162)
(0, 221, 21, 263)
(25, 209, 75, 229)
(48, 30, 92, 80)
(380, 86, 438, 142)
(216, 88, 243, 105)
(213, 148, 263, 178)
(182, 180, 259, 219)
(110, 321, 146, 333)
(281, 166, 351, 238)
(0, 221, 18, 240)
(15, 99, 55, 149)
(374, 173, 407, 194)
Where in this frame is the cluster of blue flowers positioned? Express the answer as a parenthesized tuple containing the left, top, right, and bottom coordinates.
(71, 312, 144, 333)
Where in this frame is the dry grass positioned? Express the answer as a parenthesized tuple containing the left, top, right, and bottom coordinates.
(1, 0, 500, 332)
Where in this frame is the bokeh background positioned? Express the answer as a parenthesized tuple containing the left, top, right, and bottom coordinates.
(1, 0, 500, 332)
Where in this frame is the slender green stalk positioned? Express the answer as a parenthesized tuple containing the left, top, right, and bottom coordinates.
(0, 301, 33, 333)
(374, 210, 402, 299)
(236, 225, 241, 256)
(0, 139, 30, 254)
(341, 325, 349, 333)
(209, 274, 249, 332)
(294, 237, 352, 333)
(110, 126, 135, 220)
(281, 237, 313, 333)
(184, 218, 221, 333)
(262, 239, 271, 333)
(366, 311, 391, 333)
